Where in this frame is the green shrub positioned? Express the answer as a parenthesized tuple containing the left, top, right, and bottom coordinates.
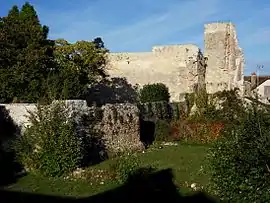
(111, 154, 141, 184)
(14, 102, 84, 177)
(155, 120, 171, 141)
(111, 154, 156, 184)
(208, 107, 270, 202)
(170, 120, 224, 143)
(139, 83, 170, 103)
(171, 102, 180, 120)
(185, 93, 195, 116)
(212, 88, 246, 125)
(188, 88, 245, 124)
(194, 88, 208, 112)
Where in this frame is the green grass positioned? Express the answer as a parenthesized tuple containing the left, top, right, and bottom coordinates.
(4, 142, 211, 197)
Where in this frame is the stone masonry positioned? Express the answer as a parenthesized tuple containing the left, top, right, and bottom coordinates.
(107, 22, 245, 101)
(0, 101, 144, 153)
(204, 22, 244, 95)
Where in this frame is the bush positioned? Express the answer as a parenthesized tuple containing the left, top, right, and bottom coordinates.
(194, 88, 208, 112)
(139, 83, 170, 103)
(155, 120, 171, 141)
(170, 120, 224, 143)
(14, 102, 84, 177)
(171, 102, 181, 120)
(208, 107, 270, 202)
(111, 154, 140, 184)
(111, 154, 156, 184)
(212, 88, 246, 125)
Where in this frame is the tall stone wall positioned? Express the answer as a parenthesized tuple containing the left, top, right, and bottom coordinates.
(204, 22, 244, 94)
(107, 44, 201, 102)
(107, 22, 244, 101)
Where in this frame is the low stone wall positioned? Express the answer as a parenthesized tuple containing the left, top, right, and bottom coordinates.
(0, 103, 37, 130)
(0, 100, 144, 153)
(96, 104, 144, 152)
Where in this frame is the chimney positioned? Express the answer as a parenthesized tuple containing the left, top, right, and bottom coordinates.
(251, 72, 257, 87)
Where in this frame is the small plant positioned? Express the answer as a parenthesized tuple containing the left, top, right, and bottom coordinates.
(111, 154, 141, 184)
(170, 120, 224, 144)
(171, 102, 180, 120)
(155, 119, 171, 141)
(139, 83, 170, 103)
(110, 153, 157, 184)
(14, 101, 84, 177)
(185, 93, 195, 116)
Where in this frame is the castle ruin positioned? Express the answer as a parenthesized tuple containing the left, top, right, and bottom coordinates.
(107, 22, 245, 102)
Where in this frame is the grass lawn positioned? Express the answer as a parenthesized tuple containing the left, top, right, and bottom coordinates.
(4, 142, 212, 198)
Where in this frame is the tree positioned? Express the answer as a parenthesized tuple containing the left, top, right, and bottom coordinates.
(93, 37, 105, 49)
(0, 2, 54, 103)
(139, 83, 170, 103)
(50, 38, 108, 100)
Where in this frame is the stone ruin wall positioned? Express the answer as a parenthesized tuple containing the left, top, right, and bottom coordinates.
(107, 22, 245, 101)
(0, 101, 144, 153)
(95, 103, 144, 153)
(107, 44, 202, 102)
(204, 22, 244, 95)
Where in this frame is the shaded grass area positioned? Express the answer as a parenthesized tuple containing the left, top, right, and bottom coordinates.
(4, 143, 211, 197)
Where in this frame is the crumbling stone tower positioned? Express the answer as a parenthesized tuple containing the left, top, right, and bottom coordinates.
(107, 22, 245, 102)
(204, 22, 244, 95)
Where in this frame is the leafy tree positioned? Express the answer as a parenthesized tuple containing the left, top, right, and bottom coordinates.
(93, 37, 105, 49)
(0, 2, 54, 103)
(139, 83, 170, 103)
(50, 38, 108, 99)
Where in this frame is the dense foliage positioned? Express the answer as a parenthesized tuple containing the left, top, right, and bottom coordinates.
(208, 105, 270, 202)
(0, 3, 54, 103)
(169, 89, 245, 144)
(50, 39, 108, 100)
(170, 121, 224, 143)
(139, 83, 170, 103)
(211, 88, 246, 124)
(0, 3, 109, 103)
(14, 102, 83, 177)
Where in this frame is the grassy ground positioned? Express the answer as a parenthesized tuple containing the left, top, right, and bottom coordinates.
(4, 142, 211, 198)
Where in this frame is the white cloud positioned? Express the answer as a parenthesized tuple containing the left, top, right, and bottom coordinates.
(103, 0, 221, 51)
(31, 0, 270, 74)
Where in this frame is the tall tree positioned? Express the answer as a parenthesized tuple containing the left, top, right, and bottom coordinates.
(0, 2, 54, 103)
(93, 37, 105, 49)
(50, 38, 108, 99)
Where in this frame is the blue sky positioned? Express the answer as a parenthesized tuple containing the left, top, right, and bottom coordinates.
(1, 0, 270, 75)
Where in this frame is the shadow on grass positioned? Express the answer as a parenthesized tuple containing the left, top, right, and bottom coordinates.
(0, 168, 218, 203)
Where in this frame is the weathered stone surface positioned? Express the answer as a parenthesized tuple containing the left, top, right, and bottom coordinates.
(107, 22, 245, 101)
(204, 22, 244, 94)
(107, 45, 201, 102)
(0, 103, 37, 130)
(95, 103, 144, 153)
(0, 101, 144, 153)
